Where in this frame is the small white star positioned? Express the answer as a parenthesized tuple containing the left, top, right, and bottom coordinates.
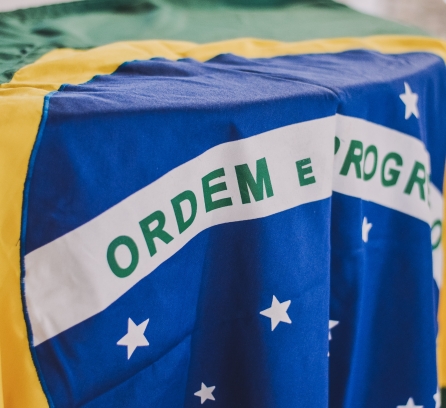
(397, 397, 423, 408)
(260, 295, 291, 331)
(117, 317, 149, 359)
(399, 82, 419, 120)
(194, 383, 215, 404)
(362, 217, 372, 243)
(434, 388, 440, 408)
(329, 320, 339, 341)
(328, 320, 339, 356)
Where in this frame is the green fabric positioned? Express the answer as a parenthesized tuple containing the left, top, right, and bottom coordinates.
(0, 0, 426, 83)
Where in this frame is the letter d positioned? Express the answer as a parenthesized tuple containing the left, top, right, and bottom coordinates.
(171, 190, 197, 234)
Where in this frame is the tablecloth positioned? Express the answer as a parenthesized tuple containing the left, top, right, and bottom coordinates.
(0, 1, 445, 407)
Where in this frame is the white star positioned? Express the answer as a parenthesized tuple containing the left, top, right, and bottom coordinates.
(399, 82, 419, 120)
(434, 388, 440, 408)
(117, 317, 149, 359)
(329, 320, 339, 341)
(194, 383, 215, 404)
(397, 397, 423, 408)
(328, 320, 339, 356)
(362, 217, 372, 243)
(260, 295, 291, 331)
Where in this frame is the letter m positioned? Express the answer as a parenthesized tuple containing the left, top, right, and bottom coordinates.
(235, 157, 274, 204)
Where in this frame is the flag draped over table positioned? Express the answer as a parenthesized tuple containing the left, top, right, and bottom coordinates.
(1, 1, 446, 408)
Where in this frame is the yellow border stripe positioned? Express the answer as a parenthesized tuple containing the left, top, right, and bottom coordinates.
(3, 36, 446, 90)
(1, 35, 446, 407)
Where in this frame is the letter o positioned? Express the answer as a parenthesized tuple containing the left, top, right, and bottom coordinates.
(334, 136, 341, 154)
(107, 235, 139, 278)
(363, 145, 378, 181)
(431, 219, 442, 251)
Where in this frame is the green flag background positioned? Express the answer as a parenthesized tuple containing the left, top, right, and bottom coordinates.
(0, 0, 425, 83)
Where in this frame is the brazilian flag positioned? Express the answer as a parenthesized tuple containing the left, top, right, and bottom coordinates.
(1, 1, 446, 407)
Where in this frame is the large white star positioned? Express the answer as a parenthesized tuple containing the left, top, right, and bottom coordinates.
(399, 82, 419, 120)
(362, 217, 372, 243)
(260, 295, 291, 331)
(194, 383, 215, 404)
(397, 397, 423, 408)
(434, 388, 440, 408)
(117, 317, 150, 359)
